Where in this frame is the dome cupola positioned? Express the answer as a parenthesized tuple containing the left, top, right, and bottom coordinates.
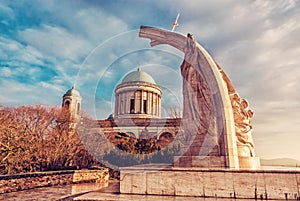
(114, 67, 162, 119)
(121, 67, 156, 84)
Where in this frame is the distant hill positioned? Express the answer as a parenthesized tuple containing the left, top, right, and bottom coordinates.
(260, 158, 300, 167)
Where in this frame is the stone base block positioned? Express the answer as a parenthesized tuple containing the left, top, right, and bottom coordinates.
(120, 165, 300, 200)
(238, 156, 260, 169)
(174, 156, 226, 168)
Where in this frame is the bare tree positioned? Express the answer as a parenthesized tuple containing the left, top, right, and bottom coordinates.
(0, 105, 96, 175)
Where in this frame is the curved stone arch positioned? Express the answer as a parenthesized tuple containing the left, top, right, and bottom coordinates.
(157, 131, 175, 141)
(139, 26, 239, 169)
(64, 99, 70, 109)
(125, 131, 136, 137)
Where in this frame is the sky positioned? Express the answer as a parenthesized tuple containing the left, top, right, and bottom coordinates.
(0, 0, 300, 161)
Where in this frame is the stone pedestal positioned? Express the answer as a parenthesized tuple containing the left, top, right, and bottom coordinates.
(174, 156, 227, 168)
(120, 165, 300, 199)
(238, 156, 261, 169)
(174, 156, 260, 169)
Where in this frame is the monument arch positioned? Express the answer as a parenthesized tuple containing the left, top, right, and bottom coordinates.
(139, 26, 260, 169)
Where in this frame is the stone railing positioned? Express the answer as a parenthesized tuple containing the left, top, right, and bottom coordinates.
(0, 169, 109, 194)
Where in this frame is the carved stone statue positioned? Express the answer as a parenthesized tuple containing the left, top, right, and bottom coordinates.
(180, 59, 214, 156)
(230, 93, 255, 157)
(179, 33, 223, 157)
(139, 26, 260, 169)
(218, 65, 256, 157)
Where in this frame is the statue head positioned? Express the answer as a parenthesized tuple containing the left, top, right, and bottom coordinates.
(187, 33, 194, 40)
(248, 109, 254, 118)
(230, 93, 240, 102)
(241, 99, 249, 109)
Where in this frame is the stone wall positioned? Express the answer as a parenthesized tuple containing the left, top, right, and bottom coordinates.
(0, 169, 109, 194)
(72, 169, 108, 183)
(120, 166, 300, 200)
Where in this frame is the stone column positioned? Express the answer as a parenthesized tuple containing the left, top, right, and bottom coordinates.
(124, 93, 127, 114)
(150, 92, 153, 115)
(146, 91, 149, 114)
(140, 90, 143, 114)
(120, 93, 124, 114)
(158, 95, 161, 117)
(157, 93, 159, 116)
(153, 93, 156, 116)
(118, 93, 121, 115)
(134, 91, 138, 114)
(115, 93, 119, 116)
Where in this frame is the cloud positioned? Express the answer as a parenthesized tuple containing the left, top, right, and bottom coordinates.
(13, 0, 129, 44)
(0, 67, 12, 76)
(66, 7, 129, 43)
(0, 79, 63, 106)
(0, 35, 75, 107)
(0, 36, 57, 80)
(0, 3, 15, 29)
(0, 36, 49, 66)
(19, 24, 93, 62)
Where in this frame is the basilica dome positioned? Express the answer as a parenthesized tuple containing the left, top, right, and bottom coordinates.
(115, 67, 162, 119)
(121, 68, 156, 84)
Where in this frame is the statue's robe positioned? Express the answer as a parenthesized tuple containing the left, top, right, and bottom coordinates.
(180, 35, 220, 156)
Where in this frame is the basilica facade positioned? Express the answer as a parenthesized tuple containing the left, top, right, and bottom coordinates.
(62, 67, 181, 141)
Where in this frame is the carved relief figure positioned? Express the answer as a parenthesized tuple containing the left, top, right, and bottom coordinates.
(230, 93, 255, 157)
(218, 64, 256, 157)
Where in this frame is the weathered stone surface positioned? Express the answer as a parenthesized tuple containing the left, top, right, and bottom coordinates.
(238, 156, 261, 169)
(297, 173, 300, 193)
(73, 169, 109, 183)
(203, 171, 235, 198)
(264, 173, 298, 200)
(0, 169, 109, 194)
(233, 172, 264, 199)
(120, 170, 131, 194)
(174, 171, 203, 196)
(132, 172, 147, 194)
(146, 171, 175, 195)
(120, 166, 300, 199)
(192, 157, 209, 167)
(174, 156, 226, 168)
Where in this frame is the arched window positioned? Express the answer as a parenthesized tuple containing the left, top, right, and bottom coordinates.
(65, 100, 70, 109)
(126, 132, 135, 137)
(143, 100, 147, 114)
(77, 103, 80, 114)
(158, 132, 174, 143)
(130, 99, 135, 114)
